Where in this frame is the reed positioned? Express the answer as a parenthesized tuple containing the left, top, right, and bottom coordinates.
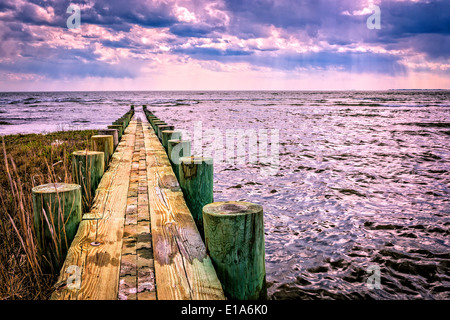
(0, 129, 96, 299)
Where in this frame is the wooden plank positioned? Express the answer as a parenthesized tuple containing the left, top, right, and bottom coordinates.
(51, 120, 137, 300)
(142, 122, 225, 300)
(52, 115, 224, 300)
(118, 120, 156, 300)
(83, 125, 131, 220)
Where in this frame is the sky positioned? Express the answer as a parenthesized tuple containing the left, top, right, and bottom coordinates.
(0, 0, 449, 91)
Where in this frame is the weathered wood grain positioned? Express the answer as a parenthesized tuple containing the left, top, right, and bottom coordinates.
(142, 122, 225, 300)
(72, 150, 104, 213)
(91, 135, 114, 168)
(178, 156, 214, 237)
(203, 201, 267, 300)
(51, 109, 224, 300)
(32, 183, 82, 273)
(51, 120, 136, 300)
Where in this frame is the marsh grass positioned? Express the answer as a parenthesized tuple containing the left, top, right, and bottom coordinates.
(0, 129, 97, 299)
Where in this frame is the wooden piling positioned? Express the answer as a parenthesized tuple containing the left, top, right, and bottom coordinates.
(152, 121, 166, 134)
(98, 129, 119, 149)
(167, 140, 191, 180)
(202, 201, 267, 300)
(149, 119, 160, 130)
(179, 156, 213, 236)
(152, 120, 165, 126)
(156, 125, 174, 140)
(72, 150, 105, 213)
(32, 183, 82, 272)
(161, 130, 182, 151)
(91, 135, 114, 168)
(107, 125, 123, 140)
(147, 117, 158, 125)
(116, 118, 127, 127)
(113, 120, 126, 131)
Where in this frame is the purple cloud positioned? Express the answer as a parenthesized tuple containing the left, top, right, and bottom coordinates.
(0, 0, 448, 84)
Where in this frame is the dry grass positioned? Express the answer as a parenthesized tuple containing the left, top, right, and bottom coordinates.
(0, 129, 97, 300)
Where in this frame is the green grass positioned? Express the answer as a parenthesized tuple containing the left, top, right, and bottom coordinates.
(0, 129, 98, 300)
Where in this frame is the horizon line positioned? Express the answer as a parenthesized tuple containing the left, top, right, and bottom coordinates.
(1, 88, 449, 93)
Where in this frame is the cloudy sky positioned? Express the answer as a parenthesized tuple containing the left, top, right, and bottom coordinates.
(0, 0, 449, 91)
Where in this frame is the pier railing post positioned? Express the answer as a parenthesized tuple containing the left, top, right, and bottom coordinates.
(107, 125, 123, 140)
(91, 135, 114, 169)
(113, 119, 126, 131)
(202, 201, 267, 300)
(72, 150, 104, 212)
(167, 140, 191, 180)
(32, 183, 82, 272)
(98, 129, 119, 149)
(179, 156, 213, 237)
(157, 125, 174, 141)
(161, 130, 182, 151)
(155, 123, 171, 139)
(152, 121, 166, 135)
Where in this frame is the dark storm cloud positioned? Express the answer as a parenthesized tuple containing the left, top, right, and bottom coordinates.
(0, 0, 448, 80)
(169, 22, 224, 38)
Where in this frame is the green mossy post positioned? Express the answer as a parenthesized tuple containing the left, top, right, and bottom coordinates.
(161, 130, 182, 151)
(202, 201, 267, 300)
(156, 125, 174, 140)
(167, 140, 191, 180)
(152, 121, 166, 134)
(113, 120, 126, 131)
(72, 150, 105, 213)
(32, 183, 82, 272)
(107, 125, 123, 140)
(91, 135, 114, 169)
(179, 156, 213, 237)
(116, 117, 127, 127)
(149, 118, 160, 129)
(98, 129, 119, 149)
(148, 116, 158, 124)
(152, 119, 165, 125)
(119, 116, 128, 124)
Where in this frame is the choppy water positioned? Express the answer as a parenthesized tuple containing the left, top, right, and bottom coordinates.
(1, 90, 449, 299)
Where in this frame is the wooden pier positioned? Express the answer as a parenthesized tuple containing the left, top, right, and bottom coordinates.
(50, 113, 225, 300)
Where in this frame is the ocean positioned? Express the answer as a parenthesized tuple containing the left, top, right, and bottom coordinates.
(1, 90, 449, 299)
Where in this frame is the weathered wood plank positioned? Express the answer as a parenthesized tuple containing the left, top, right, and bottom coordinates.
(52, 113, 224, 300)
(142, 122, 225, 300)
(51, 120, 137, 300)
(83, 125, 132, 220)
(118, 121, 156, 300)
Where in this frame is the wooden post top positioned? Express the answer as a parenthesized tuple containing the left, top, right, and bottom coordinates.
(72, 150, 104, 156)
(180, 156, 213, 165)
(203, 201, 262, 217)
(98, 129, 118, 134)
(32, 183, 81, 194)
(168, 139, 190, 144)
(161, 130, 181, 134)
